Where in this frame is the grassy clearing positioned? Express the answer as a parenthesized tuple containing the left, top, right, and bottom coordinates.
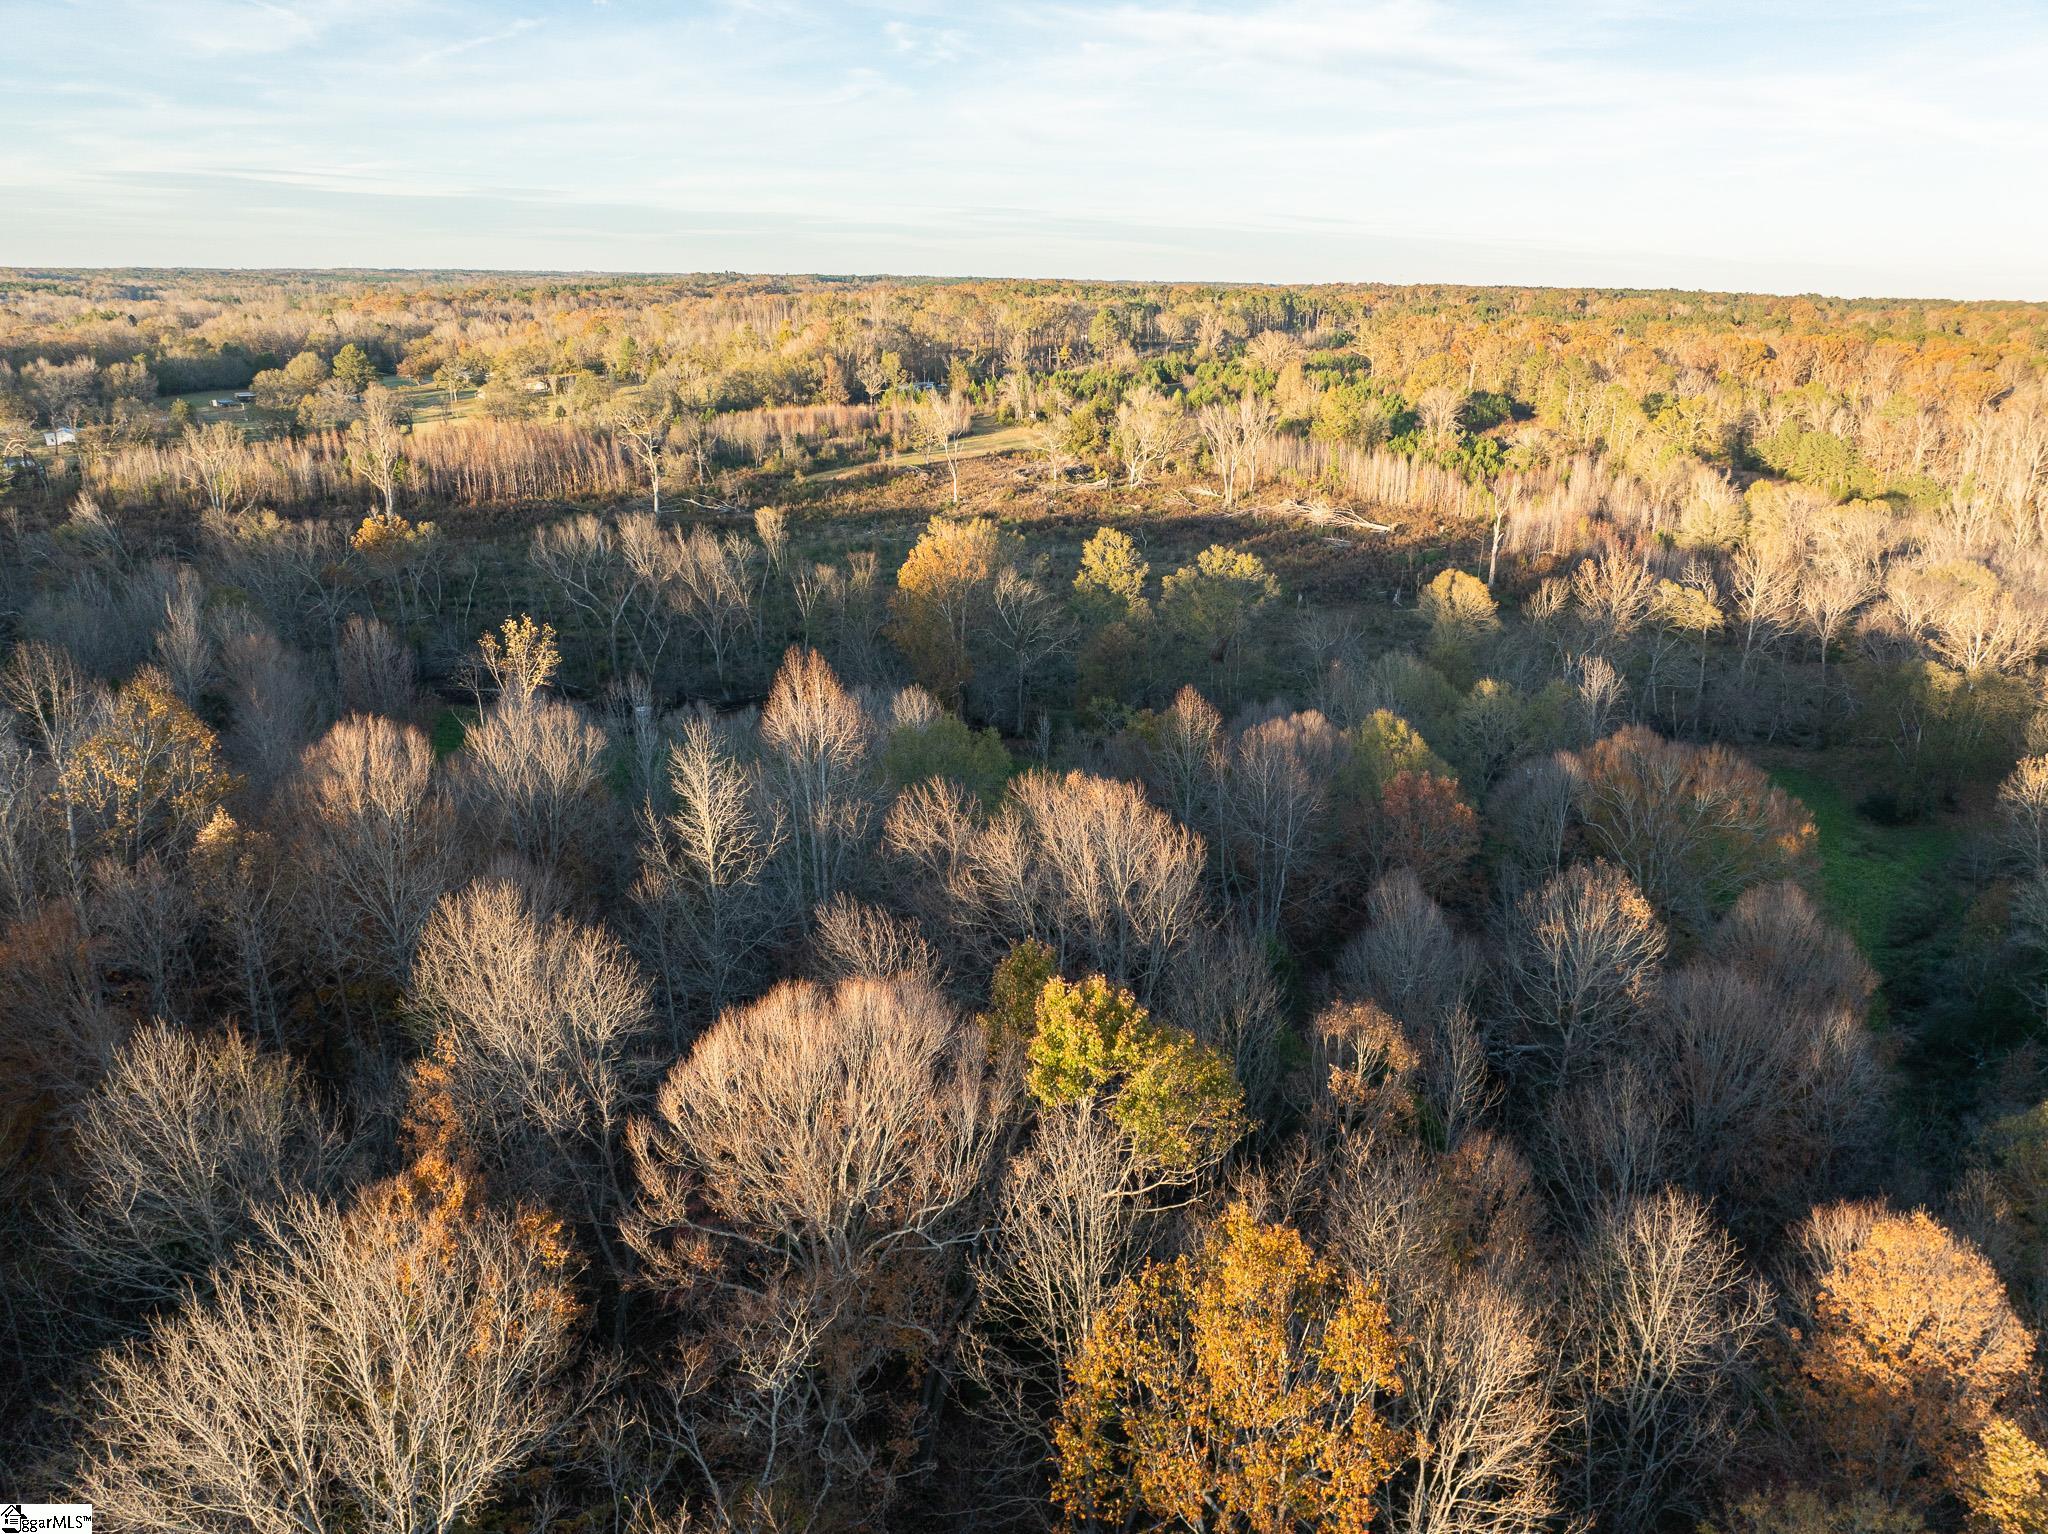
(811, 415, 1038, 482)
(1769, 757, 1962, 988)
(429, 706, 470, 758)
(169, 375, 479, 437)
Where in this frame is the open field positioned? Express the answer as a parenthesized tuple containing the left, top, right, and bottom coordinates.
(811, 413, 1038, 480)
(165, 375, 480, 436)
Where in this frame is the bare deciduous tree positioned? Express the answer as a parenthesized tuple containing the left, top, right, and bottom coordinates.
(808, 891, 945, 990)
(634, 714, 792, 1019)
(1388, 1274, 1560, 1534)
(88, 851, 195, 1019)
(0, 720, 50, 920)
(905, 389, 973, 504)
(344, 384, 408, 516)
(153, 566, 214, 708)
(1217, 709, 1346, 938)
(1142, 684, 1224, 834)
(760, 647, 874, 910)
(1648, 961, 1880, 1222)
(1563, 1188, 1767, 1529)
(1112, 386, 1191, 486)
(961, 1101, 1158, 1494)
(85, 1193, 581, 1534)
(43, 1022, 341, 1320)
(1486, 753, 1579, 894)
(1711, 879, 1876, 1022)
(1998, 754, 2048, 874)
(663, 527, 758, 697)
(179, 420, 245, 518)
(1571, 551, 1655, 654)
(888, 769, 1208, 997)
(411, 878, 655, 1235)
(336, 614, 417, 720)
(1572, 724, 1815, 930)
(1538, 1059, 1678, 1234)
(1198, 392, 1277, 509)
(295, 714, 453, 991)
(626, 975, 1006, 1507)
(456, 697, 611, 873)
(533, 515, 638, 679)
(609, 384, 680, 517)
(221, 624, 326, 801)
(191, 807, 295, 1041)
(1334, 868, 1475, 1030)
(1163, 923, 1288, 1118)
(986, 567, 1072, 735)
(1501, 861, 1667, 1090)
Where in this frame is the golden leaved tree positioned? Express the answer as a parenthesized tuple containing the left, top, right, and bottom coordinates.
(1053, 1203, 1407, 1534)
(888, 514, 1019, 703)
(1796, 1206, 2038, 1506)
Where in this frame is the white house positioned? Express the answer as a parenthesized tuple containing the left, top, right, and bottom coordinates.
(43, 426, 77, 447)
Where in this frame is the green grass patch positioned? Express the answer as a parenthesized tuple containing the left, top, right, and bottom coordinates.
(1770, 760, 1960, 982)
(429, 707, 470, 758)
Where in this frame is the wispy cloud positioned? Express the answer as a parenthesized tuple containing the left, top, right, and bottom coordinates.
(2, 0, 2044, 296)
(407, 16, 544, 71)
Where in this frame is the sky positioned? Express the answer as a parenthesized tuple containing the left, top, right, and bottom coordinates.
(4, 0, 2045, 299)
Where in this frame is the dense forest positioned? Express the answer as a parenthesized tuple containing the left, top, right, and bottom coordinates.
(5, 268, 2048, 1532)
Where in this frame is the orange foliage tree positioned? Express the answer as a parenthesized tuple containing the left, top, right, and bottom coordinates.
(1796, 1207, 2036, 1503)
(1365, 769, 1480, 900)
(1052, 1204, 1407, 1534)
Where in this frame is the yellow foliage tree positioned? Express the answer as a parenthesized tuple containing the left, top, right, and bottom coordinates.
(61, 664, 235, 862)
(1419, 568, 1498, 677)
(1053, 1204, 1407, 1534)
(1798, 1208, 2036, 1502)
(1075, 525, 1152, 621)
(475, 614, 560, 708)
(977, 938, 1056, 1052)
(889, 515, 1019, 702)
(1961, 1416, 2048, 1534)
(1160, 544, 1279, 699)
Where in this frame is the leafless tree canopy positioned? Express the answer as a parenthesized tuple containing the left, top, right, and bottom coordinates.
(84, 1194, 580, 1534)
(6, 270, 2041, 1530)
(411, 876, 656, 1216)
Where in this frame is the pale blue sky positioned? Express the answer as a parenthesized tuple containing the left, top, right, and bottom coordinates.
(5, 0, 2044, 297)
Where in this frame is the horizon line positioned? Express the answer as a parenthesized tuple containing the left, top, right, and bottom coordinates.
(1, 265, 2036, 308)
